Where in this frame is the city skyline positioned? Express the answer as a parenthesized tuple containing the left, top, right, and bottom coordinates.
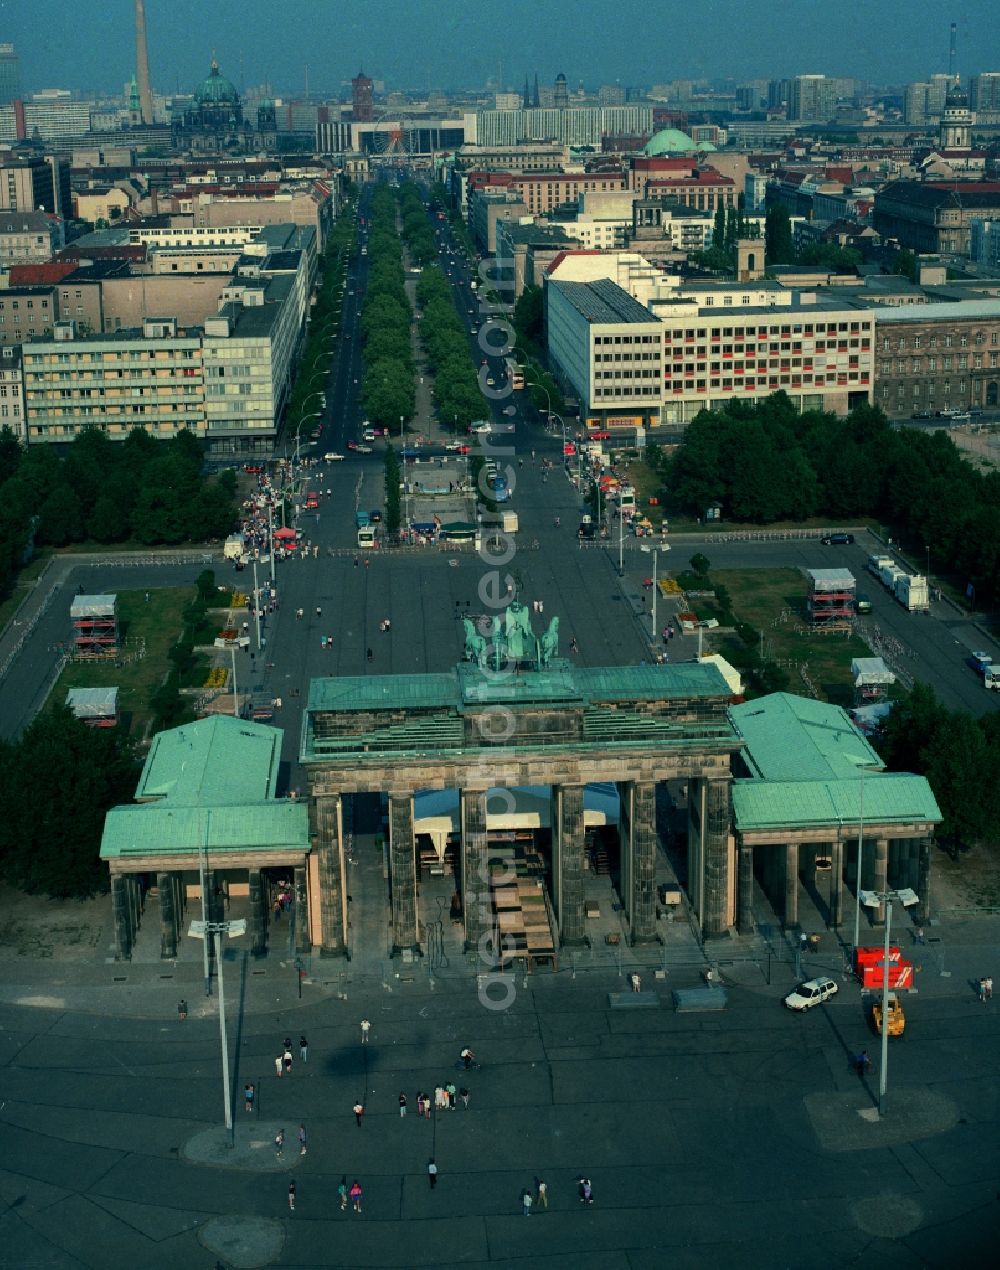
(6, 0, 1000, 99)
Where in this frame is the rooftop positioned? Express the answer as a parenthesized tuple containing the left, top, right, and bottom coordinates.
(549, 277, 658, 325)
(730, 693, 881, 783)
(871, 298, 1000, 323)
(135, 714, 282, 804)
(732, 773, 942, 832)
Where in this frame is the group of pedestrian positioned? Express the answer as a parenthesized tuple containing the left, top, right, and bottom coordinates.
(978, 975, 993, 1001)
(337, 1176, 364, 1213)
(274, 1034, 308, 1077)
(271, 888, 293, 922)
(520, 1177, 553, 1215)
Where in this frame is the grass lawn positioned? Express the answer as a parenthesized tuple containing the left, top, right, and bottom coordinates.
(51, 587, 203, 743)
(708, 568, 872, 708)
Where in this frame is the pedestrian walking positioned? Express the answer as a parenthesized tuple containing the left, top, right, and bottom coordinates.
(522, 1189, 533, 1216)
(354, 1101, 364, 1126)
(459, 1086, 470, 1109)
(338, 1176, 348, 1211)
(979, 977, 987, 1002)
(630, 972, 642, 992)
(535, 1177, 548, 1210)
(177, 999, 187, 1021)
(416, 1092, 425, 1118)
(987, 976, 994, 1000)
(299, 1035, 308, 1062)
(855, 1050, 871, 1077)
(361, 1018, 371, 1044)
(287, 1180, 296, 1211)
(399, 1092, 407, 1118)
(424, 1091, 433, 1119)
(244, 1082, 255, 1113)
(298, 1124, 307, 1156)
(428, 1159, 438, 1189)
(914, 926, 926, 945)
(274, 1054, 283, 1078)
(445, 1081, 457, 1110)
(274, 1128, 284, 1159)
(578, 1176, 594, 1205)
(283, 1049, 293, 1077)
(350, 1180, 363, 1213)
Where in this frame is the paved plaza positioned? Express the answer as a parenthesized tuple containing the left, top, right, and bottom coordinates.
(0, 897, 998, 1269)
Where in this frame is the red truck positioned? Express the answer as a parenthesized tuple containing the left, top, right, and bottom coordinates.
(305, 491, 319, 510)
(854, 945, 914, 990)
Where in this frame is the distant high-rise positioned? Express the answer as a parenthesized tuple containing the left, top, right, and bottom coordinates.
(532, 73, 540, 108)
(970, 72, 1000, 116)
(904, 74, 952, 126)
(134, 1, 154, 125)
(0, 43, 20, 106)
(523, 75, 530, 109)
(352, 70, 374, 122)
(554, 72, 568, 110)
(789, 74, 836, 123)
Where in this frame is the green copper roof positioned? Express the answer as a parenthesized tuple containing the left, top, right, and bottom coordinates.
(136, 715, 282, 804)
(732, 774, 942, 832)
(730, 694, 882, 782)
(100, 801, 308, 860)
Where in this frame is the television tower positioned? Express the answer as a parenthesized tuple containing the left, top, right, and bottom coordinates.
(135, 0, 154, 125)
(948, 21, 957, 79)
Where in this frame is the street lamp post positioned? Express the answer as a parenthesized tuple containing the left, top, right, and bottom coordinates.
(642, 543, 671, 643)
(859, 887, 918, 1116)
(844, 755, 881, 952)
(188, 918, 247, 1133)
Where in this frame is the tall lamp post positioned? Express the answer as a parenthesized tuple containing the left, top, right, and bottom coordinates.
(844, 752, 882, 952)
(641, 543, 671, 643)
(188, 918, 247, 1133)
(858, 887, 918, 1116)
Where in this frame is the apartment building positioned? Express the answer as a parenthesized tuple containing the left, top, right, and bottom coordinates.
(0, 344, 23, 440)
(547, 277, 664, 432)
(546, 276, 874, 430)
(0, 210, 63, 263)
(0, 285, 56, 343)
(871, 299, 1000, 414)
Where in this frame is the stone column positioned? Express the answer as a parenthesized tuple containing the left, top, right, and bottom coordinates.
(313, 793, 346, 957)
(916, 835, 932, 924)
(554, 784, 586, 946)
(157, 871, 177, 959)
(737, 840, 755, 933)
(830, 836, 844, 928)
(873, 837, 889, 925)
(783, 842, 799, 929)
(111, 873, 132, 961)
(702, 779, 731, 937)
(625, 781, 657, 943)
(248, 868, 266, 956)
(294, 865, 310, 954)
(388, 793, 420, 957)
(460, 788, 490, 954)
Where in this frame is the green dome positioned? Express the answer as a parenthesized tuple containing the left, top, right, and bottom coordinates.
(642, 128, 696, 156)
(196, 59, 239, 106)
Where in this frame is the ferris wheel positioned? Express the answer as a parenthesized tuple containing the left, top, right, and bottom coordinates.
(367, 108, 419, 161)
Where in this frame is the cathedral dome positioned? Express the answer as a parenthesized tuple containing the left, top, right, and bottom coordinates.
(945, 80, 969, 110)
(196, 59, 240, 106)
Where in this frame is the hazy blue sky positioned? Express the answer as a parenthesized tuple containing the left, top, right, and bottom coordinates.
(8, 0, 1000, 96)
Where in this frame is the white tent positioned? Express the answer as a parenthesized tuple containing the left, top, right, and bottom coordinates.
(413, 784, 620, 859)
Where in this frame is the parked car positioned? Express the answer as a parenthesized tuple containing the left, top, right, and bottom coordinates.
(784, 977, 839, 1011)
(856, 593, 873, 614)
(821, 532, 855, 546)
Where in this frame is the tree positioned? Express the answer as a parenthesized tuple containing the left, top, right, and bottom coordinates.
(764, 204, 794, 265)
(891, 248, 918, 283)
(0, 705, 138, 897)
